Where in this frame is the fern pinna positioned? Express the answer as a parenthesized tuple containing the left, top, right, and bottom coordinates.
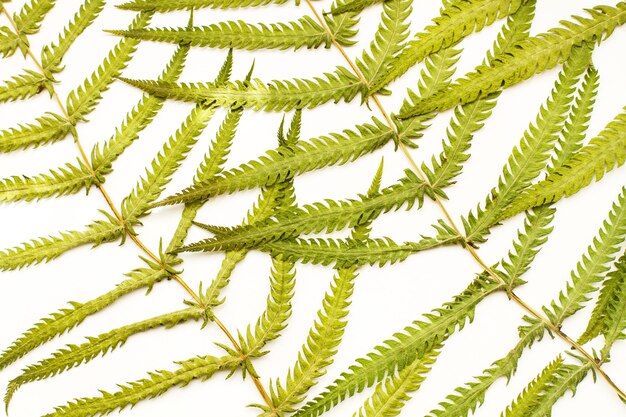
(0, 0, 625, 416)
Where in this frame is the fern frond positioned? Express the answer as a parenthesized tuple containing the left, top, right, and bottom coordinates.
(0, 215, 123, 271)
(501, 356, 565, 417)
(371, 0, 523, 94)
(179, 172, 426, 252)
(542, 188, 626, 326)
(580, 251, 626, 346)
(120, 23, 217, 229)
(357, 0, 411, 87)
(500, 107, 626, 221)
(426, 203, 556, 417)
(398, 4, 626, 118)
(520, 361, 591, 417)
(239, 254, 296, 358)
(91, 41, 191, 178)
(325, 0, 360, 46)
(486, 0, 535, 63)
(108, 16, 348, 51)
(233, 115, 301, 360)
(426, 325, 544, 417)
(117, 0, 289, 11)
(12, 0, 57, 36)
(463, 44, 591, 243)
(0, 268, 168, 371)
(155, 117, 395, 207)
(201, 110, 295, 308)
(41, 0, 106, 74)
(120, 103, 216, 226)
(43, 355, 236, 417)
(499, 205, 555, 287)
(0, 26, 21, 57)
(0, 69, 46, 103)
(329, 0, 382, 16)
(0, 159, 94, 202)
(6, 307, 204, 407)
(266, 265, 357, 414)
(548, 65, 599, 173)
(399, 46, 461, 113)
(424, 95, 499, 191)
(0, 113, 71, 153)
(423, 1, 535, 191)
(66, 11, 153, 122)
(119, 66, 362, 112)
(355, 348, 439, 417)
(262, 236, 452, 269)
(294, 276, 501, 417)
(597, 252, 626, 351)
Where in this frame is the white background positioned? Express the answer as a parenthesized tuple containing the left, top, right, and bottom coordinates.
(0, 0, 625, 416)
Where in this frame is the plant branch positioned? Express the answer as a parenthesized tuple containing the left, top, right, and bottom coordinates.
(304, 0, 626, 402)
(1, 4, 277, 411)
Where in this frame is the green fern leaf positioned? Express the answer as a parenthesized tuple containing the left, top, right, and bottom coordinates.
(542, 188, 626, 326)
(229, 114, 301, 356)
(119, 39, 231, 228)
(5, 307, 204, 407)
(43, 355, 236, 417)
(0, 69, 47, 103)
(521, 361, 591, 417)
(201, 111, 299, 308)
(0, 26, 21, 57)
(398, 46, 461, 114)
(499, 205, 555, 287)
(357, 0, 411, 87)
(120, 103, 217, 226)
(425, 200, 556, 416)
(500, 107, 626, 221)
(0, 268, 168, 371)
(239, 254, 296, 358)
(12, 0, 57, 36)
(0, 215, 123, 271)
(120, 65, 362, 112)
(580, 250, 626, 346)
(66, 11, 153, 122)
(0, 44, 190, 203)
(486, 0, 535, 62)
(426, 327, 541, 417)
(312, 198, 555, 417)
(41, 0, 106, 74)
(154, 117, 395, 207)
(397, 3, 626, 118)
(463, 44, 591, 243)
(0, 159, 94, 202)
(117, 0, 289, 11)
(425, 95, 499, 191)
(266, 265, 357, 414)
(91, 43, 191, 179)
(0, 113, 71, 153)
(178, 172, 427, 252)
(423, 0, 535, 191)
(294, 276, 501, 417)
(325, 0, 360, 46)
(371, 0, 523, 94)
(328, 0, 383, 16)
(108, 16, 351, 50)
(597, 252, 626, 351)
(548, 65, 599, 173)
(502, 356, 565, 417)
(261, 236, 451, 269)
(354, 348, 439, 417)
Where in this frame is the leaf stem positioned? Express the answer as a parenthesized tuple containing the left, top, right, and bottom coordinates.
(304, 0, 626, 402)
(1, 5, 277, 411)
